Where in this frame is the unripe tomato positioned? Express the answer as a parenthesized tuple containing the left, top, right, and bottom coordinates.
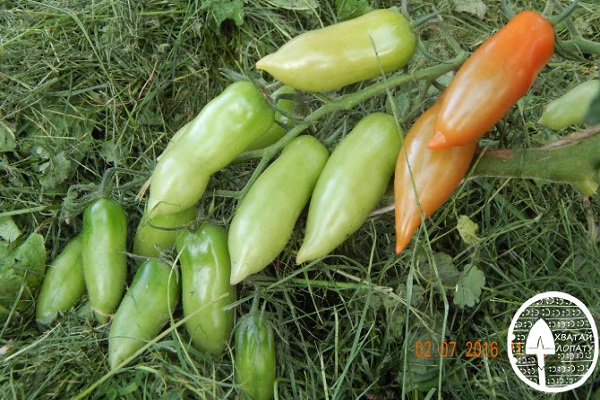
(133, 206, 196, 260)
(148, 81, 275, 216)
(229, 135, 328, 284)
(245, 86, 297, 151)
(256, 9, 416, 92)
(108, 259, 180, 369)
(235, 313, 276, 400)
(297, 113, 401, 263)
(82, 198, 128, 324)
(36, 234, 85, 326)
(538, 80, 600, 130)
(177, 224, 235, 354)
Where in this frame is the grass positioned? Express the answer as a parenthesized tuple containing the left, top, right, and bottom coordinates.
(1, 0, 599, 399)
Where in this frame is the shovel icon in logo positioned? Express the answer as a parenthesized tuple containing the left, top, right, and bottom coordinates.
(525, 318, 556, 388)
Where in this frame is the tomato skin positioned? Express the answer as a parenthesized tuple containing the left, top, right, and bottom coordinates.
(36, 234, 85, 326)
(256, 9, 416, 92)
(395, 103, 477, 253)
(148, 81, 275, 216)
(428, 11, 554, 149)
(245, 86, 297, 151)
(229, 136, 329, 284)
(235, 314, 276, 400)
(296, 113, 401, 263)
(108, 259, 180, 369)
(538, 80, 600, 130)
(133, 206, 196, 260)
(176, 224, 235, 354)
(82, 198, 128, 324)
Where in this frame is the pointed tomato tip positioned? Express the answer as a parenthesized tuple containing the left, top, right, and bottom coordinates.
(255, 56, 270, 72)
(427, 131, 448, 149)
(296, 247, 312, 265)
(395, 237, 409, 255)
(229, 269, 243, 285)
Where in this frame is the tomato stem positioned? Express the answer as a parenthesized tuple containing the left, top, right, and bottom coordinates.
(501, 0, 515, 19)
(547, 0, 580, 25)
(472, 125, 600, 195)
(236, 51, 469, 201)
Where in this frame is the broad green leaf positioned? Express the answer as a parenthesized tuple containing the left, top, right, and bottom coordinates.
(418, 252, 460, 287)
(335, 0, 371, 20)
(38, 151, 72, 190)
(457, 215, 480, 245)
(453, 264, 485, 308)
(0, 233, 47, 322)
(452, 0, 486, 19)
(201, 0, 245, 27)
(265, 0, 318, 11)
(0, 217, 21, 242)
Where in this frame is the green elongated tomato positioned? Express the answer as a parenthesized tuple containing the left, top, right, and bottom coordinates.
(256, 9, 416, 92)
(177, 224, 235, 354)
(108, 259, 179, 369)
(538, 80, 600, 130)
(82, 198, 128, 324)
(36, 234, 85, 326)
(246, 86, 297, 151)
(229, 136, 329, 284)
(157, 120, 192, 162)
(148, 81, 275, 217)
(296, 113, 401, 263)
(133, 205, 196, 260)
(235, 314, 276, 400)
(395, 103, 477, 254)
(428, 11, 554, 149)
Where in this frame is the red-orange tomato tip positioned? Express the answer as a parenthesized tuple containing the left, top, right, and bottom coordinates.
(427, 131, 448, 149)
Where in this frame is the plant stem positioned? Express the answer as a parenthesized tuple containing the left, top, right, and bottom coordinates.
(238, 51, 469, 199)
(472, 125, 600, 195)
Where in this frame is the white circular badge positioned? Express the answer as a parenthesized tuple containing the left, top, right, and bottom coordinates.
(507, 291, 598, 393)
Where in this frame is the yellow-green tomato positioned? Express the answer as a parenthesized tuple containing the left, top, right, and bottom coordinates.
(246, 86, 297, 151)
(538, 80, 600, 130)
(296, 113, 401, 263)
(148, 81, 275, 216)
(108, 259, 180, 369)
(36, 234, 85, 327)
(177, 224, 235, 354)
(133, 206, 196, 260)
(229, 135, 329, 284)
(82, 198, 128, 324)
(156, 120, 192, 163)
(235, 314, 276, 400)
(256, 9, 416, 92)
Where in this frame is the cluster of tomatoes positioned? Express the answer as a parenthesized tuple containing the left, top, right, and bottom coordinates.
(35, 8, 566, 399)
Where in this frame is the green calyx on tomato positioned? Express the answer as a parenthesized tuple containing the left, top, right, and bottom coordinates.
(229, 135, 329, 284)
(428, 10, 555, 149)
(296, 112, 401, 264)
(395, 103, 477, 254)
(256, 9, 416, 92)
(82, 198, 128, 324)
(235, 313, 276, 400)
(245, 85, 297, 151)
(148, 81, 275, 217)
(108, 259, 180, 369)
(177, 224, 235, 354)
